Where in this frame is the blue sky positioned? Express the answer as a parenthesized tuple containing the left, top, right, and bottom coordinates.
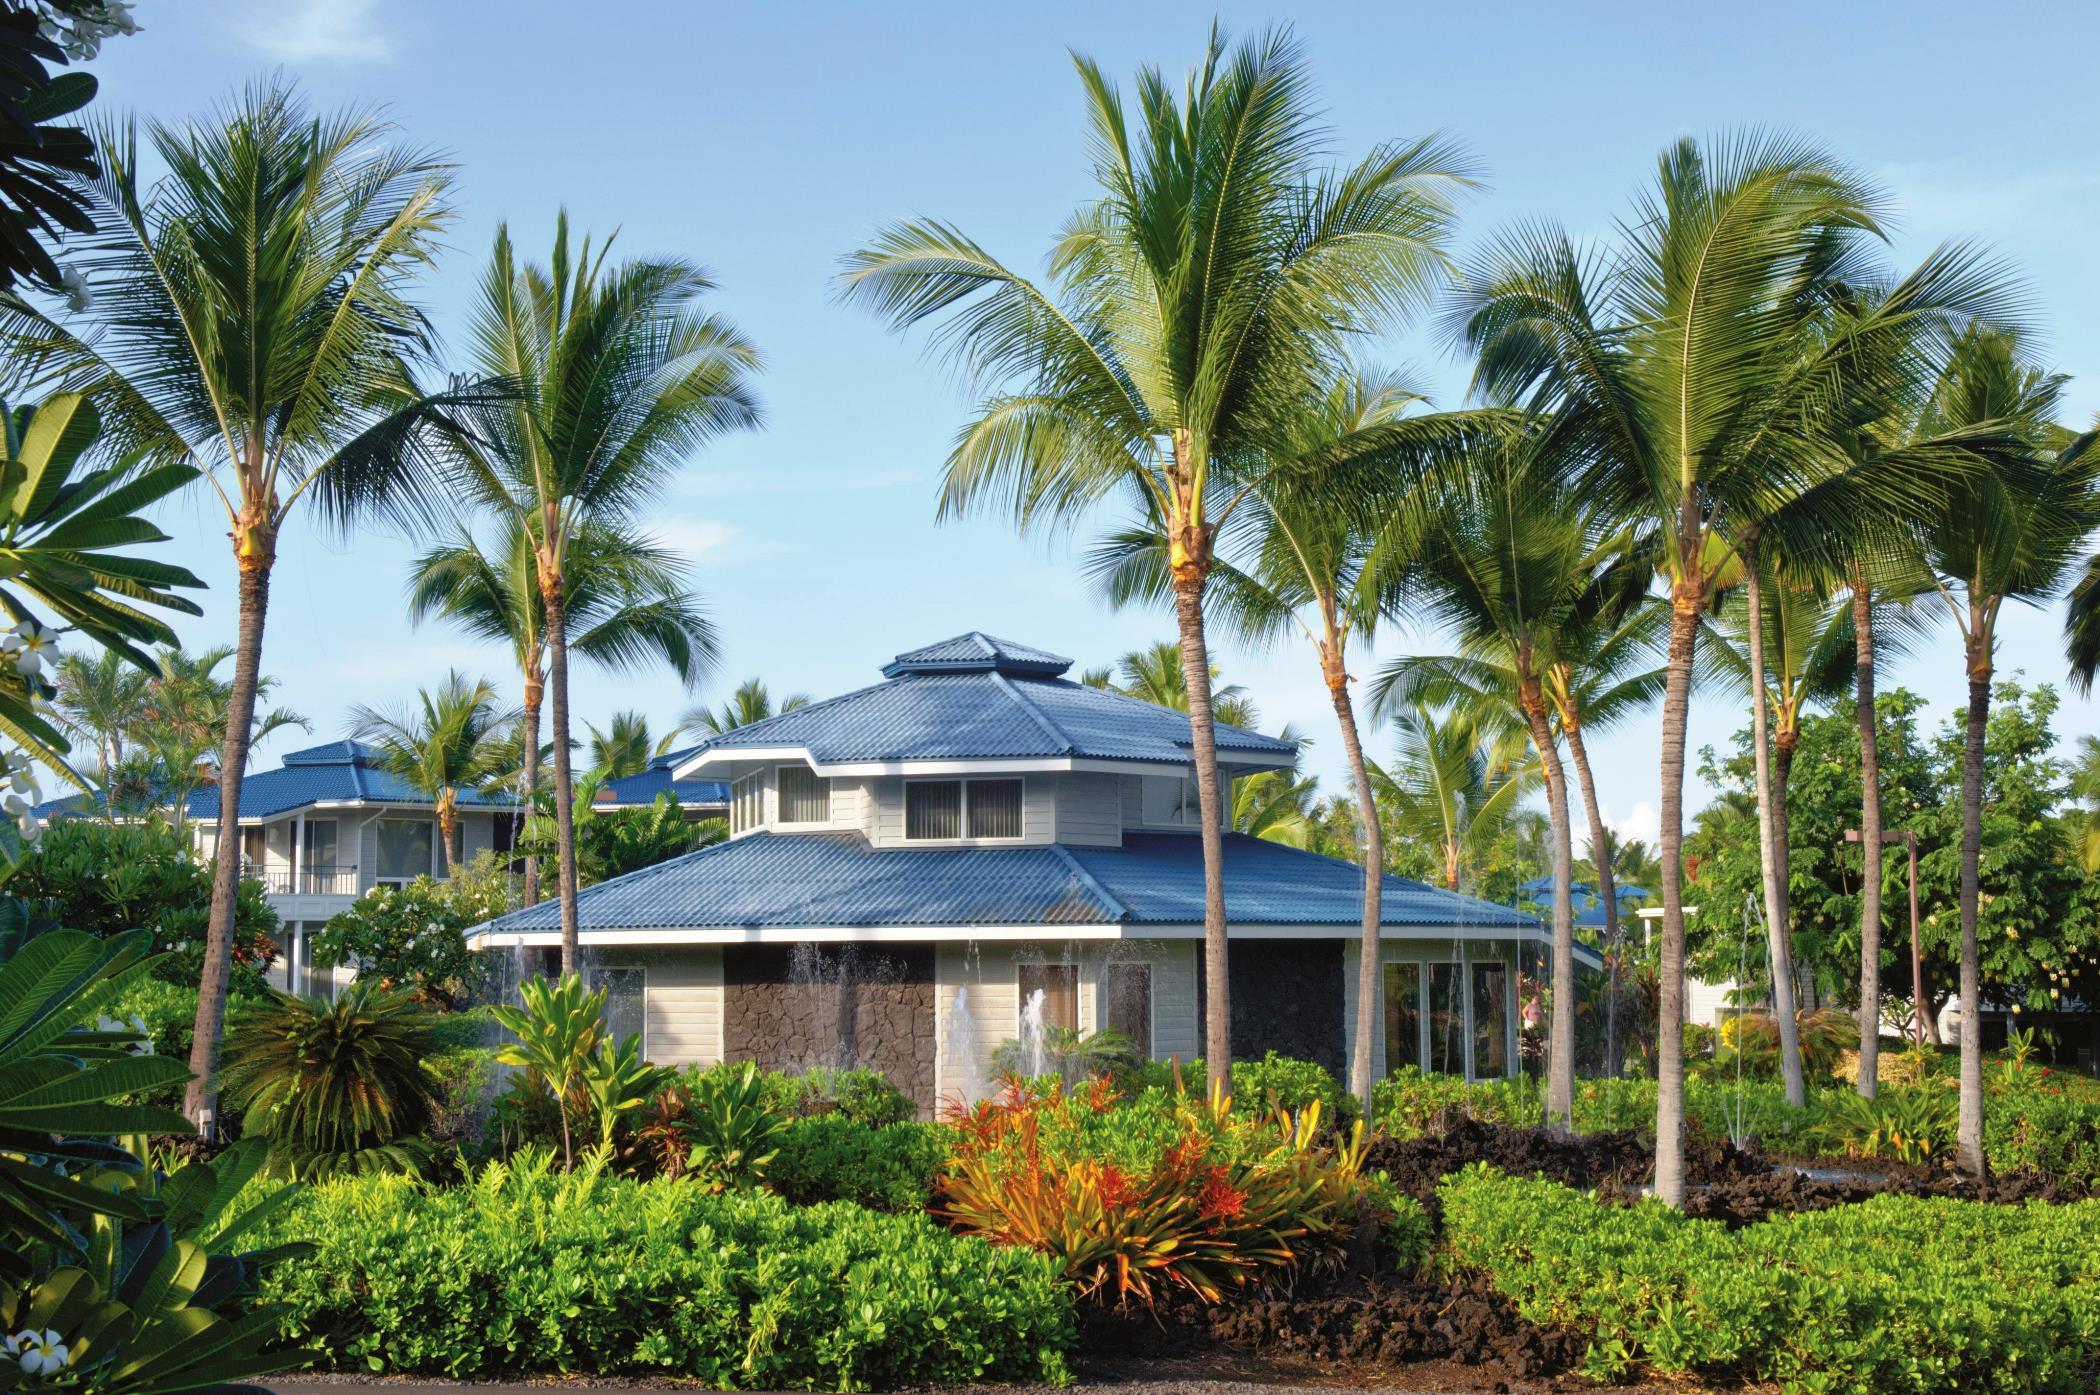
(78, 0, 2100, 848)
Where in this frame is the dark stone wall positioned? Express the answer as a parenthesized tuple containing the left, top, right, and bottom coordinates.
(721, 944, 937, 1114)
(1223, 939, 1345, 1073)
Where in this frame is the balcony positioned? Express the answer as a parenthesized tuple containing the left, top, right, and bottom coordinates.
(245, 865, 361, 897)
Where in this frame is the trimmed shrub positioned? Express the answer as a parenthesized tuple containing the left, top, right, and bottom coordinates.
(257, 1151, 1073, 1388)
(1442, 1165, 2100, 1393)
(1231, 1050, 1350, 1118)
(767, 1116, 949, 1211)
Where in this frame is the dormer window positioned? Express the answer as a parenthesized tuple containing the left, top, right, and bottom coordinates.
(905, 777, 1023, 840)
(777, 766, 831, 824)
(731, 772, 764, 833)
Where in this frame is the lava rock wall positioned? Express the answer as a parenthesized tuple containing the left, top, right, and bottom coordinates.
(721, 943, 938, 1113)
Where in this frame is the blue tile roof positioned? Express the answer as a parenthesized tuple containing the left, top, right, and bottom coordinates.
(475, 829, 1547, 938)
(186, 740, 525, 820)
(597, 765, 730, 809)
(678, 635, 1296, 771)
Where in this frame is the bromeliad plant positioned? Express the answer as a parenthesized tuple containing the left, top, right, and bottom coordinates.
(937, 1078, 1372, 1308)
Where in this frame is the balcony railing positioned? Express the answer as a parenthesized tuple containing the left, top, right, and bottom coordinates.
(244, 865, 360, 897)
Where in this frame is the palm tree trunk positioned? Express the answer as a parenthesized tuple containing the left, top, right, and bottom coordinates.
(1519, 668, 1577, 1131)
(1852, 575, 1884, 1096)
(1957, 628, 1990, 1177)
(438, 792, 459, 875)
(1559, 699, 1620, 1076)
(1171, 564, 1231, 1095)
(1742, 553, 1806, 1108)
(1655, 575, 1701, 1210)
(1326, 639, 1383, 1107)
(184, 545, 272, 1128)
(542, 575, 582, 973)
(521, 671, 543, 907)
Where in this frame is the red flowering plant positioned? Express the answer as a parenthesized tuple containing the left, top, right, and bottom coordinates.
(936, 1073, 1371, 1307)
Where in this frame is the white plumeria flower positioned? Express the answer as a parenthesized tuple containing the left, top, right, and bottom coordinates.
(13, 1329, 69, 1376)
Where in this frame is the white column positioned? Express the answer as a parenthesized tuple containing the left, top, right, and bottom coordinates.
(292, 811, 304, 894)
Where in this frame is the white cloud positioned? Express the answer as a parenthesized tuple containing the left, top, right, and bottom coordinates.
(641, 517, 786, 566)
(236, 0, 393, 64)
(1605, 800, 1661, 851)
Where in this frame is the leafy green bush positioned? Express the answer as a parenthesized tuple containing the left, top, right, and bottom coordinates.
(6, 815, 280, 995)
(1443, 1166, 2100, 1393)
(313, 854, 514, 1008)
(681, 1060, 785, 1188)
(220, 983, 447, 1177)
(1813, 1084, 1959, 1163)
(1231, 1050, 1350, 1118)
(795, 1066, 914, 1125)
(257, 1151, 1073, 1388)
(100, 973, 198, 1067)
(767, 1116, 948, 1211)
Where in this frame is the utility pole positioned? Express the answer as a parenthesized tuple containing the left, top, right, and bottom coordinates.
(1846, 827, 1926, 1046)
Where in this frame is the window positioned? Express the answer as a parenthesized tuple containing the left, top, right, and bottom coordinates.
(778, 766, 831, 824)
(1427, 962, 1464, 1076)
(302, 819, 338, 871)
(241, 825, 266, 869)
(731, 772, 764, 833)
(490, 815, 515, 858)
(906, 779, 1025, 841)
(375, 818, 434, 885)
(1016, 963, 1078, 1033)
(1472, 962, 1509, 1078)
(1105, 962, 1151, 1058)
(589, 966, 645, 1049)
(967, 778, 1022, 838)
(1383, 962, 1422, 1072)
(1140, 775, 1201, 827)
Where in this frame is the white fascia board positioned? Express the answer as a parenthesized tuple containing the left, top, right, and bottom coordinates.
(467, 922, 1129, 949)
(671, 748, 1296, 780)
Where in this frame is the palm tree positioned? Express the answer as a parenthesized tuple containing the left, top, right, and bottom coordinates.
(350, 671, 519, 876)
(50, 647, 148, 776)
(1087, 642, 1260, 728)
(443, 213, 758, 972)
(2069, 737, 2100, 875)
(408, 517, 714, 904)
(586, 710, 676, 781)
(840, 26, 1470, 1089)
(680, 677, 808, 736)
(1371, 429, 1624, 1130)
(1455, 132, 2022, 1203)
(0, 83, 477, 1127)
(1917, 328, 2098, 1176)
(127, 644, 310, 826)
(1232, 757, 1323, 850)
(1091, 370, 1496, 1104)
(1371, 702, 1538, 893)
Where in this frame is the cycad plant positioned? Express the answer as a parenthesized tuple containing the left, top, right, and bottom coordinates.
(409, 516, 715, 905)
(1455, 132, 2022, 1203)
(841, 25, 1470, 1089)
(216, 982, 445, 1178)
(350, 670, 518, 875)
(0, 83, 480, 1126)
(444, 215, 757, 971)
(1916, 328, 2099, 1175)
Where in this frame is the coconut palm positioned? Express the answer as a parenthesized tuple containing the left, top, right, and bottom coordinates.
(443, 213, 758, 971)
(1916, 328, 2098, 1176)
(0, 83, 480, 1125)
(680, 677, 809, 737)
(586, 710, 677, 781)
(1232, 760, 1323, 850)
(350, 671, 519, 876)
(1455, 132, 2024, 1203)
(840, 25, 1471, 1088)
(1087, 642, 1261, 729)
(2069, 737, 2100, 875)
(1371, 702, 1538, 894)
(408, 516, 714, 904)
(122, 644, 310, 827)
(1369, 428, 1634, 1130)
(50, 647, 148, 775)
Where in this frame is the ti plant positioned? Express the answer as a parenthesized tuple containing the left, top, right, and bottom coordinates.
(0, 927, 307, 1392)
(579, 1033, 672, 1154)
(681, 1062, 784, 1190)
(490, 974, 606, 1170)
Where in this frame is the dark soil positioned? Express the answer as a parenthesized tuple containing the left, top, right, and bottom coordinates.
(1081, 1271, 1584, 1386)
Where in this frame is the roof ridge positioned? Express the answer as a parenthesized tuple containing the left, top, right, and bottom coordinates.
(987, 671, 1075, 755)
(1046, 842, 1129, 922)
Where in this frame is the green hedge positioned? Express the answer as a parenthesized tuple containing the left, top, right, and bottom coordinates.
(766, 1116, 948, 1212)
(256, 1153, 1072, 1389)
(1442, 1166, 2100, 1393)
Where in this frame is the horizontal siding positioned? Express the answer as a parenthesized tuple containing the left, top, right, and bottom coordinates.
(598, 948, 723, 1067)
(1053, 772, 1122, 847)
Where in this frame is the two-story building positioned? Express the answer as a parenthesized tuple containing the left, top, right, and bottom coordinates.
(472, 633, 1587, 1110)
